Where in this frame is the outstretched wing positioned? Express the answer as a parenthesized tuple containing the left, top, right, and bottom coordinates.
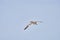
(24, 21, 42, 30)
(24, 25, 29, 30)
(24, 23, 32, 30)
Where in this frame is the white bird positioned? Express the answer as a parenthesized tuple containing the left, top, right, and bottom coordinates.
(24, 21, 42, 30)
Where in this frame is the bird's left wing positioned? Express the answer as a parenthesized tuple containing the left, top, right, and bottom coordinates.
(24, 23, 32, 30)
(24, 25, 29, 30)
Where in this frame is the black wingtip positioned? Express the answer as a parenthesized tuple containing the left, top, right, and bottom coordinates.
(24, 25, 29, 30)
(24, 28, 26, 30)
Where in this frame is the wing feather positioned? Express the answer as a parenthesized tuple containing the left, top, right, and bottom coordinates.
(24, 23, 32, 30)
(24, 25, 29, 30)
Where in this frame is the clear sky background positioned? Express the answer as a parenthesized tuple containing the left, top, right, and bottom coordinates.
(0, 0, 60, 40)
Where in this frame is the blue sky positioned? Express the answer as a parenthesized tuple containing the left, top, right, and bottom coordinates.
(0, 0, 60, 40)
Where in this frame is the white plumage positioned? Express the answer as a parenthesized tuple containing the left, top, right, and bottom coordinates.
(24, 21, 42, 30)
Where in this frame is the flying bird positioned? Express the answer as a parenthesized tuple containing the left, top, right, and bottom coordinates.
(24, 21, 42, 30)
